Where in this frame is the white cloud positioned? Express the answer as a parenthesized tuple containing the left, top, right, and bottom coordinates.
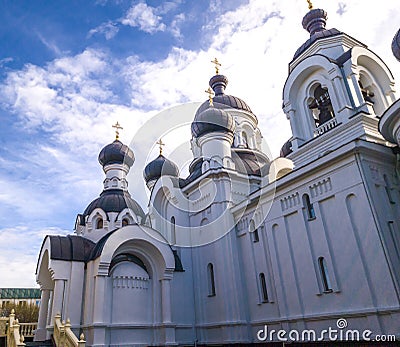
(121, 2, 166, 34)
(36, 32, 63, 56)
(0, 57, 13, 67)
(88, 21, 119, 40)
(170, 13, 185, 39)
(0, 226, 69, 287)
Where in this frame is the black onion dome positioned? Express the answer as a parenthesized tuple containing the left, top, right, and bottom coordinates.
(98, 140, 135, 167)
(302, 8, 327, 35)
(294, 8, 343, 59)
(392, 29, 400, 62)
(195, 74, 254, 118)
(191, 107, 235, 138)
(143, 154, 179, 183)
(83, 189, 145, 219)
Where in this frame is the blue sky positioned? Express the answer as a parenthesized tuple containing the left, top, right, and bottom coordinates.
(1, 0, 400, 287)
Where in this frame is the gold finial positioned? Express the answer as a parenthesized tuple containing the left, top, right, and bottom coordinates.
(156, 138, 165, 155)
(211, 57, 221, 74)
(307, 0, 313, 10)
(112, 121, 123, 140)
(205, 87, 214, 106)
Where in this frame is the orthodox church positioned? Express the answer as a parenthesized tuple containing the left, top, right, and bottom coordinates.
(34, 4, 400, 347)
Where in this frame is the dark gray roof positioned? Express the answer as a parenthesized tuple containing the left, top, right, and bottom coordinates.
(392, 28, 400, 62)
(49, 235, 95, 262)
(88, 228, 184, 272)
(83, 189, 145, 220)
(194, 74, 254, 118)
(98, 140, 135, 167)
(280, 138, 293, 158)
(180, 149, 269, 187)
(196, 94, 253, 116)
(191, 107, 235, 138)
(293, 28, 343, 59)
(89, 229, 117, 261)
(0, 288, 41, 299)
(232, 149, 270, 176)
(180, 158, 203, 187)
(143, 154, 179, 183)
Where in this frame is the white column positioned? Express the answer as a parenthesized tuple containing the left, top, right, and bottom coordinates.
(92, 274, 108, 347)
(287, 108, 302, 150)
(51, 280, 65, 323)
(93, 275, 107, 323)
(161, 270, 175, 345)
(161, 278, 172, 323)
(34, 289, 51, 341)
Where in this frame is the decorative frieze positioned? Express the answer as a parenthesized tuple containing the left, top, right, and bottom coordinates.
(280, 192, 300, 211)
(113, 276, 149, 290)
(309, 177, 332, 198)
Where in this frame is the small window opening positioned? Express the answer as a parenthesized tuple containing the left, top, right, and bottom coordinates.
(171, 216, 176, 245)
(249, 220, 259, 243)
(318, 257, 333, 292)
(242, 131, 248, 148)
(302, 194, 316, 220)
(207, 263, 216, 297)
(96, 218, 103, 229)
(122, 218, 129, 227)
(259, 273, 269, 302)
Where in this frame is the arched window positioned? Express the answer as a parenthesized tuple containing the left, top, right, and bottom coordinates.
(318, 257, 332, 292)
(242, 131, 248, 148)
(249, 220, 259, 243)
(207, 263, 216, 296)
(122, 218, 129, 227)
(171, 216, 176, 245)
(308, 85, 335, 126)
(96, 218, 103, 229)
(302, 194, 316, 220)
(259, 273, 269, 303)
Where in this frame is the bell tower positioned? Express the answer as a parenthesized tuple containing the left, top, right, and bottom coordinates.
(282, 2, 397, 167)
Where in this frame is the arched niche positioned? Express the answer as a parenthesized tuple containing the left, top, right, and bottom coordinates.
(109, 253, 152, 324)
(351, 47, 396, 110)
(283, 55, 341, 145)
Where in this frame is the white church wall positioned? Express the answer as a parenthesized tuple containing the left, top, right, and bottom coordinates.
(357, 147, 400, 293)
(231, 142, 400, 339)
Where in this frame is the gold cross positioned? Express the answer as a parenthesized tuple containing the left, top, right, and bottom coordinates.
(307, 0, 313, 10)
(156, 138, 165, 155)
(205, 87, 214, 106)
(112, 121, 123, 140)
(211, 58, 221, 74)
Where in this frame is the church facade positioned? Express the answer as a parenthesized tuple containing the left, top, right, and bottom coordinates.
(34, 6, 400, 347)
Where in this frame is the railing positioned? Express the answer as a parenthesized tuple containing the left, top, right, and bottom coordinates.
(314, 117, 338, 136)
(19, 322, 37, 338)
(0, 317, 8, 337)
(7, 310, 26, 347)
(54, 313, 85, 347)
(3, 309, 38, 347)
